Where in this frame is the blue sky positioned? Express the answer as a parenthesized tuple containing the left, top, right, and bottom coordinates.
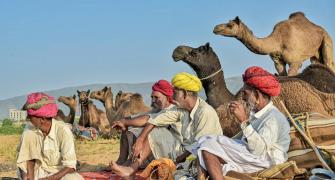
(1, 0, 334, 100)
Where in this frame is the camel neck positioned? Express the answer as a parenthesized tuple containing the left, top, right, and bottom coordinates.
(237, 23, 278, 54)
(201, 71, 234, 109)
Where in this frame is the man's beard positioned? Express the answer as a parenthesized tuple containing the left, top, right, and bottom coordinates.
(245, 96, 256, 114)
(151, 102, 161, 113)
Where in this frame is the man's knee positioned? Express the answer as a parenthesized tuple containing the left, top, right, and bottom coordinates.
(61, 172, 84, 180)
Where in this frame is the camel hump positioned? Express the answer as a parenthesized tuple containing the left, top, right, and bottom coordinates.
(130, 93, 144, 101)
(289, 12, 305, 19)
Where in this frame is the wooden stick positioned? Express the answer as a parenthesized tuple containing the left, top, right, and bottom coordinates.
(279, 101, 333, 172)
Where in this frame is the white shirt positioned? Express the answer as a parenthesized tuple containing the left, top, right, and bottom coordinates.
(240, 101, 291, 165)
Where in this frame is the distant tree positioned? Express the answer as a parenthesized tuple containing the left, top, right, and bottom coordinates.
(2, 118, 13, 126)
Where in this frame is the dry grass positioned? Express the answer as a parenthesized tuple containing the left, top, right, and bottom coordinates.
(0, 135, 120, 178)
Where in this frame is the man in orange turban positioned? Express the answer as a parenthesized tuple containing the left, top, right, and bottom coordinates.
(17, 92, 83, 180)
(194, 66, 290, 179)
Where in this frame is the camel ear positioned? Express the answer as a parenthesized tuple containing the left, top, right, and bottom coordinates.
(87, 90, 90, 95)
(234, 16, 241, 24)
(77, 90, 80, 94)
(103, 86, 108, 91)
(108, 87, 112, 91)
(205, 42, 210, 51)
(73, 95, 76, 99)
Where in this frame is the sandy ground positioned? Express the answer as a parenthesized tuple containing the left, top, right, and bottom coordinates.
(0, 135, 120, 178)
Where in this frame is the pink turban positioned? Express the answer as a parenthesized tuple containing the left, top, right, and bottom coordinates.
(243, 66, 281, 97)
(152, 80, 174, 103)
(24, 92, 58, 118)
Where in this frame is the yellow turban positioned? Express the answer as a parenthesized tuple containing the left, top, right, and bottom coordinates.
(171, 72, 202, 92)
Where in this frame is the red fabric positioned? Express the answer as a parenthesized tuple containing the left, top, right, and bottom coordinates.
(243, 66, 281, 97)
(152, 80, 174, 102)
(26, 92, 58, 118)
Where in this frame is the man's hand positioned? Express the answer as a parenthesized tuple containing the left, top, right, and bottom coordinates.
(132, 138, 144, 161)
(228, 101, 248, 123)
(111, 120, 127, 131)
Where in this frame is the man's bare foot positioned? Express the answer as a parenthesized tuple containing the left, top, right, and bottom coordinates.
(110, 161, 136, 179)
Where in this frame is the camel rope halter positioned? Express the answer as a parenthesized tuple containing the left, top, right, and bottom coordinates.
(199, 68, 222, 81)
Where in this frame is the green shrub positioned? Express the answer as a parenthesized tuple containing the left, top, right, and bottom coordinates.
(2, 118, 13, 126)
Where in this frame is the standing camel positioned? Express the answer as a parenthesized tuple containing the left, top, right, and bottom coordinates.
(213, 12, 335, 76)
(90, 87, 116, 125)
(56, 95, 77, 125)
(172, 43, 335, 137)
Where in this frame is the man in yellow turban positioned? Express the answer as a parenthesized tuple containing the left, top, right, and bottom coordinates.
(109, 72, 222, 179)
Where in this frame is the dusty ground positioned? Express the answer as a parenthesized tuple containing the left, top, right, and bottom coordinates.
(0, 135, 120, 178)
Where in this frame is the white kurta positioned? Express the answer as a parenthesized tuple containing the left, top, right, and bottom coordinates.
(16, 119, 83, 180)
(148, 98, 223, 153)
(128, 104, 184, 161)
(194, 101, 291, 175)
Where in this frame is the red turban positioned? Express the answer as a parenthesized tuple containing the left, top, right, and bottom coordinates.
(24, 92, 58, 118)
(243, 66, 281, 97)
(152, 80, 174, 103)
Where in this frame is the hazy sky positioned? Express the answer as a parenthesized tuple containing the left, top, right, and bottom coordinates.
(1, 0, 334, 100)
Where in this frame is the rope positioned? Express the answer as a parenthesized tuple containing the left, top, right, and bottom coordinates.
(280, 101, 333, 172)
(149, 168, 159, 180)
(199, 68, 222, 81)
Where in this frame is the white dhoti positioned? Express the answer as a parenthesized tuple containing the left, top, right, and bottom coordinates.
(194, 135, 271, 175)
(128, 126, 182, 161)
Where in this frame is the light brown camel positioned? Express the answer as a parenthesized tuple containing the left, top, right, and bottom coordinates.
(112, 93, 151, 120)
(213, 12, 335, 76)
(55, 95, 77, 124)
(114, 90, 134, 111)
(90, 87, 116, 125)
(77, 90, 110, 134)
(172, 43, 335, 137)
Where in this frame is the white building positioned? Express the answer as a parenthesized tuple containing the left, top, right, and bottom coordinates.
(9, 109, 27, 121)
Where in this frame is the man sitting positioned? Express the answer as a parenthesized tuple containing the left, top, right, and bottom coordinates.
(17, 92, 83, 180)
(110, 72, 223, 179)
(194, 66, 291, 179)
(113, 80, 181, 165)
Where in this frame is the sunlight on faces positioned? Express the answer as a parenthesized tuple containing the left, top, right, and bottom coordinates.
(172, 88, 185, 107)
(241, 84, 258, 113)
(151, 91, 169, 111)
(26, 115, 42, 130)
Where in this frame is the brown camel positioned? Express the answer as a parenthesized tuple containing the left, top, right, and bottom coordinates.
(77, 90, 110, 133)
(113, 93, 151, 120)
(114, 90, 134, 111)
(55, 95, 77, 124)
(213, 12, 335, 76)
(90, 86, 116, 125)
(172, 43, 335, 137)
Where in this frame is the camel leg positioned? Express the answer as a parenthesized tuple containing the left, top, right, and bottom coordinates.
(287, 62, 302, 76)
(272, 57, 287, 76)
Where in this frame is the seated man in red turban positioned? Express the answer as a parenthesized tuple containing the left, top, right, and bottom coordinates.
(111, 80, 182, 167)
(194, 66, 291, 179)
(17, 92, 83, 180)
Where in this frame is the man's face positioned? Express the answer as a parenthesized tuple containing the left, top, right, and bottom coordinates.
(173, 88, 185, 108)
(241, 84, 257, 112)
(151, 91, 169, 110)
(27, 115, 43, 130)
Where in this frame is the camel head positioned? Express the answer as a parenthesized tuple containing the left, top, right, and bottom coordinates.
(213, 16, 242, 37)
(90, 86, 113, 103)
(58, 95, 77, 109)
(172, 43, 222, 79)
(77, 90, 90, 104)
(114, 90, 134, 110)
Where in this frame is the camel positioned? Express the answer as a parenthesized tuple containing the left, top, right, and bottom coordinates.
(112, 92, 151, 120)
(90, 87, 116, 125)
(90, 87, 151, 123)
(77, 90, 110, 134)
(172, 43, 335, 137)
(55, 95, 77, 124)
(114, 90, 134, 111)
(213, 12, 335, 76)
